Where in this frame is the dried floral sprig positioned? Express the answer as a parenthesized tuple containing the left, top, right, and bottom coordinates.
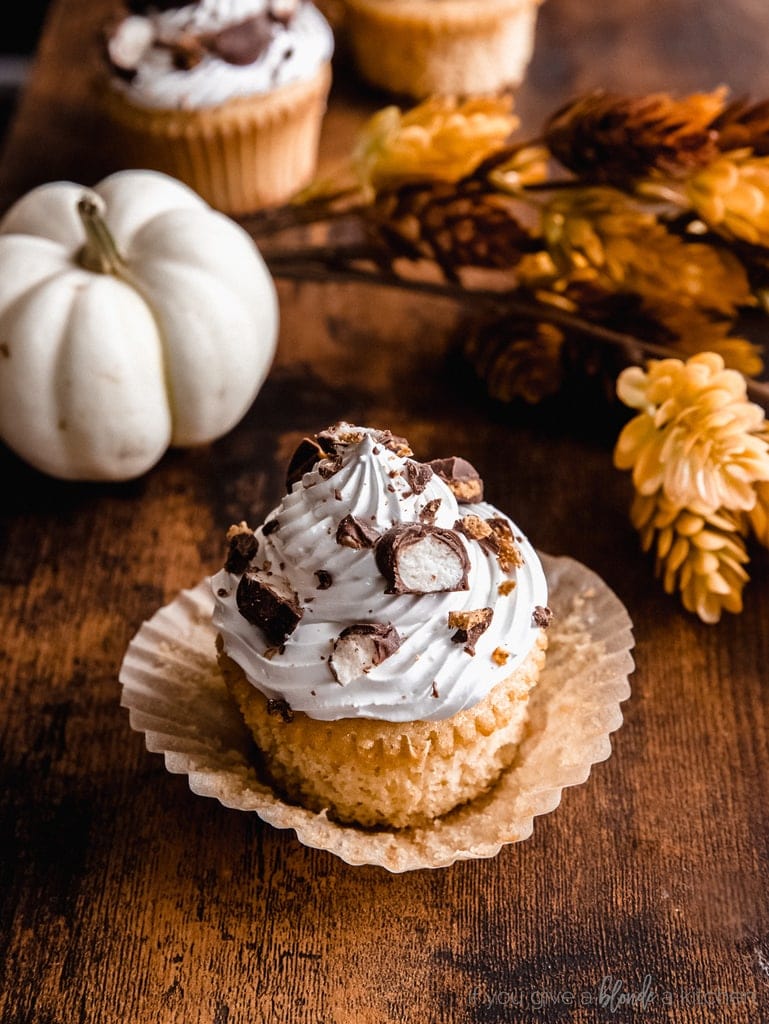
(244, 87, 769, 620)
(614, 353, 769, 621)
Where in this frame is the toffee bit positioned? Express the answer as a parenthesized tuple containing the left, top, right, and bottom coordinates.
(447, 607, 493, 655)
(498, 579, 517, 595)
(532, 605, 554, 628)
(266, 698, 294, 722)
(492, 647, 510, 666)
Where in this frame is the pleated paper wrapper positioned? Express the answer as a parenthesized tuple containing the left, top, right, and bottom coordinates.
(119, 553, 634, 873)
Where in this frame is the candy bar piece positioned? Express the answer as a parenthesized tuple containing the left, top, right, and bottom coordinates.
(428, 457, 484, 503)
(335, 513, 380, 550)
(329, 623, 402, 686)
(236, 570, 303, 644)
(224, 522, 258, 574)
(375, 524, 470, 595)
(266, 698, 294, 722)
(456, 515, 523, 573)
(532, 605, 554, 628)
(404, 460, 433, 495)
(207, 16, 274, 65)
(448, 608, 494, 655)
(419, 498, 442, 523)
(371, 429, 413, 457)
(285, 434, 338, 489)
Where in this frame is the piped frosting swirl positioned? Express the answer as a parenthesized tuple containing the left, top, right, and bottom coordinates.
(211, 424, 548, 722)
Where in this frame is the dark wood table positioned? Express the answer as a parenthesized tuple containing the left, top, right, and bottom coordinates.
(2, 2, 768, 1021)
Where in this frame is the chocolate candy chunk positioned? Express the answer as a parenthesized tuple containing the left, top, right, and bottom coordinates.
(404, 460, 433, 495)
(532, 605, 554, 628)
(428, 457, 484, 503)
(371, 429, 413, 457)
(456, 515, 522, 573)
(236, 570, 302, 644)
(335, 513, 380, 550)
(329, 623, 402, 686)
(208, 16, 274, 65)
(419, 498, 442, 524)
(262, 518, 280, 536)
(224, 522, 258, 574)
(266, 698, 294, 722)
(375, 524, 470, 595)
(286, 434, 339, 489)
(448, 608, 493, 655)
(169, 32, 206, 70)
(127, 0, 185, 13)
(315, 570, 333, 590)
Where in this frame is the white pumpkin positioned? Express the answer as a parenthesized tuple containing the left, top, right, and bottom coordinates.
(0, 169, 279, 481)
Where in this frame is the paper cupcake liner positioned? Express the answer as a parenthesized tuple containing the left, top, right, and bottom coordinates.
(119, 553, 634, 872)
(343, 0, 542, 98)
(102, 64, 332, 215)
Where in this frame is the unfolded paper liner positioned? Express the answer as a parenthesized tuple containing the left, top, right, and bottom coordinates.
(119, 553, 634, 873)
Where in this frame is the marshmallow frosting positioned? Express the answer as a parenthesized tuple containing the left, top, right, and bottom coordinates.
(211, 425, 548, 722)
(106, 0, 334, 110)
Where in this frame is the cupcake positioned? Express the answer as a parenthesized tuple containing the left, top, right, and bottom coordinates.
(339, 0, 543, 100)
(211, 423, 551, 828)
(101, 0, 335, 215)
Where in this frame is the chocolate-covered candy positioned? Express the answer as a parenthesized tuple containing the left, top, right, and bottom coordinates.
(371, 429, 412, 457)
(207, 16, 274, 65)
(532, 605, 553, 628)
(236, 570, 302, 644)
(375, 524, 470, 595)
(456, 514, 522, 573)
(285, 434, 338, 489)
(329, 623, 402, 686)
(448, 608, 493, 655)
(335, 513, 380, 550)
(224, 522, 258, 574)
(428, 456, 484, 503)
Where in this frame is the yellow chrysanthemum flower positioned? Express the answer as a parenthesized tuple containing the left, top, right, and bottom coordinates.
(614, 352, 769, 515)
(685, 149, 769, 245)
(747, 481, 769, 547)
(353, 97, 518, 195)
(631, 492, 749, 623)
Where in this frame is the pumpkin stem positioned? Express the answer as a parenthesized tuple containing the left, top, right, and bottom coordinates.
(76, 193, 126, 275)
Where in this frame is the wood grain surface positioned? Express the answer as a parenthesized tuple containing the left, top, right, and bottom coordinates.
(1, 1, 769, 1022)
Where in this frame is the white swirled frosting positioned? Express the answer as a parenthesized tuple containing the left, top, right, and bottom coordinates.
(107, 1, 333, 110)
(211, 426, 548, 722)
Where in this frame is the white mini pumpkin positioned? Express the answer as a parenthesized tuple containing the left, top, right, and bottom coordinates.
(0, 169, 279, 481)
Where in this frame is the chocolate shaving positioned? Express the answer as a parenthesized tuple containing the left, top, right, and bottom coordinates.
(236, 570, 302, 644)
(329, 622, 402, 686)
(285, 434, 338, 489)
(448, 608, 493, 655)
(224, 522, 258, 574)
(375, 524, 470, 595)
(404, 460, 433, 495)
(532, 605, 554, 628)
(315, 570, 333, 590)
(428, 456, 484, 503)
(335, 514, 380, 550)
(263, 519, 280, 535)
(266, 698, 294, 722)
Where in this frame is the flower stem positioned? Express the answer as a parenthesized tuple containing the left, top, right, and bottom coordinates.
(266, 249, 769, 409)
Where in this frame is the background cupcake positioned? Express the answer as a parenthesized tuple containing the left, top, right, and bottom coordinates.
(102, 0, 334, 215)
(338, 0, 544, 100)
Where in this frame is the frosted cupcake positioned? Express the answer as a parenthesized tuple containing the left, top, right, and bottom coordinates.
(211, 423, 551, 828)
(339, 0, 543, 100)
(101, 0, 334, 214)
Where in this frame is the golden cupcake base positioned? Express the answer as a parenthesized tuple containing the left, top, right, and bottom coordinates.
(119, 553, 634, 872)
